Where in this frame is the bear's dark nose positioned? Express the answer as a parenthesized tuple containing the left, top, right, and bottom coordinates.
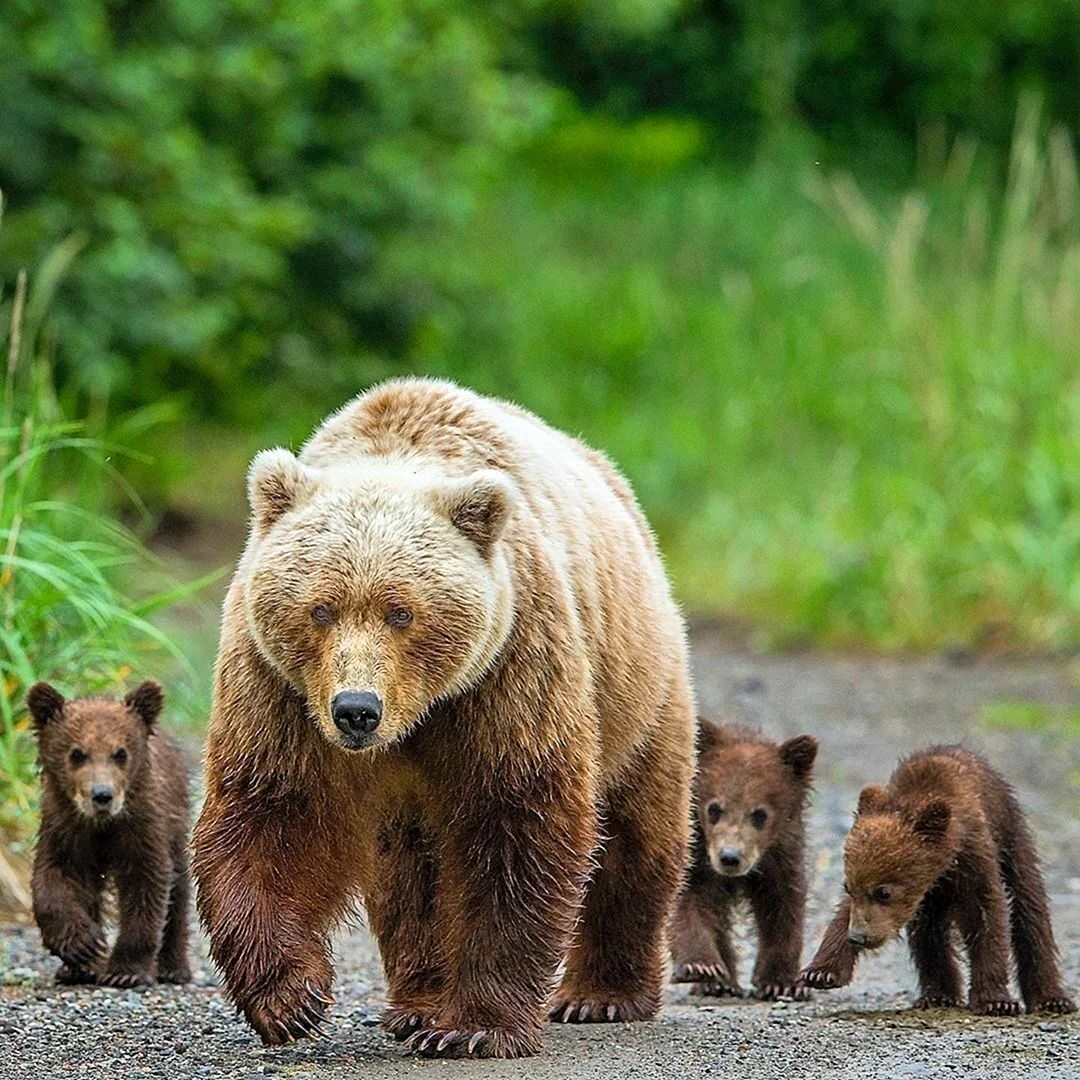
(847, 929, 872, 948)
(90, 785, 114, 807)
(719, 847, 742, 869)
(331, 690, 383, 740)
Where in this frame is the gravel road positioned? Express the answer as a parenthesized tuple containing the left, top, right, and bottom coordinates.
(3, 629, 1079, 1079)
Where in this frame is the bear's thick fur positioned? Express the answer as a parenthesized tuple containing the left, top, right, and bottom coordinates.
(670, 721, 817, 1000)
(800, 745, 1076, 1015)
(192, 379, 696, 1058)
(28, 680, 191, 986)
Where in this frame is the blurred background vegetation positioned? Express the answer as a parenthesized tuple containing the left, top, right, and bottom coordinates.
(3, 0, 1080, 857)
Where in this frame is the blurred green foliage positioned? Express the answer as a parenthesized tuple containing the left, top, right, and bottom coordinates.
(2, 1, 1080, 650)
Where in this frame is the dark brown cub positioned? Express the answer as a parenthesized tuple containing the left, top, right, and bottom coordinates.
(799, 745, 1077, 1015)
(28, 680, 192, 987)
(670, 720, 817, 1000)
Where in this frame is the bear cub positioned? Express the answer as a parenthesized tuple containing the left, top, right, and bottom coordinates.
(28, 680, 192, 987)
(670, 720, 818, 1000)
(800, 745, 1076, 1015)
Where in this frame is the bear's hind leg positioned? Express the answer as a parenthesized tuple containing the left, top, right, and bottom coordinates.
(367, 812, 447, 1041)
(551, 716, 692, 1025)
(998, 798, 1077, 1014)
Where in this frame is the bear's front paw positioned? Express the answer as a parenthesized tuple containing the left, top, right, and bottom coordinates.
(52, 927, 108, 972)
(548, 991, 659, 1023)
(798, 965, 846, 990)
(755, 982, 810, 1002)
(246, 978, 336, 1046)
(671, 961, 733, 988)
(913, 993, 962, 1010)
(971, 997, 1021, 1017)
(1031, 995, 1078, 1015)
(99, 963, 155, 989)
(404, 1025, 541, 1059)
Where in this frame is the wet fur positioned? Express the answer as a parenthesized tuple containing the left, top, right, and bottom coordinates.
(800, 745, 1076, 1015)
(28, 682, 192, 987)
(193, 379, 696, 1057)
(670, 721, 816, 1000)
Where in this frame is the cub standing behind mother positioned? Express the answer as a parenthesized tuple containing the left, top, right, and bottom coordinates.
(192, 378, 696, 1059)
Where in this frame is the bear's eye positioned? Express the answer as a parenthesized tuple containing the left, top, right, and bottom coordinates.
(310, 604, 335, 627)
(749, 808, 769, 829)
(386, 606, 413, 629)
(706, 802, 723, 825)
(872, 884, 893, 904)
(842, 882, 852, 896)
(69, 748, 88, 767)
(112, 748, 128, 766)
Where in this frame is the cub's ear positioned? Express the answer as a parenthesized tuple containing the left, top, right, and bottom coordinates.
(437, 470, 515, 556)
(27, 682, 65, 729)
(696, 717, 727, 753)
(124, 680, 164, 729)
(912, 799, 951, 844)
(248, 448, 318, 534)
(779, 734, 818, 780)
(856, 784, 890, 817)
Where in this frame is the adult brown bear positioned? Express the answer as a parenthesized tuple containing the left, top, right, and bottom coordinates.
(192, 378, 695, 1058)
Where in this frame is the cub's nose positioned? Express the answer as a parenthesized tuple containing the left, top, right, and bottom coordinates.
(847, 929, 872, 948)
(331, 690, 383, 739)
(90, 785, 114, 808)
(718, 847, 743, 870)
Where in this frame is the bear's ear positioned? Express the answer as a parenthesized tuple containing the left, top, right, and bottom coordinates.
(124, 680, 164, 729)
(856, 784, 890, 817)
(911, 799, 951, 845)
(27, 682, 65, 729)
(438, 470, 515, 556)
(779, 734, 818, 780)
(248, 448, 318, 534)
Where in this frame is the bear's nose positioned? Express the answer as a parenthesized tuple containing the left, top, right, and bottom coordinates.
(331, 690, 383, 739)
(847, 929, 872, 948)
(719, 847, 742, 869)
(90, 785, 114, 807)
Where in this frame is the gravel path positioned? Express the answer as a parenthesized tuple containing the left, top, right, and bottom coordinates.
(3, 632, 1079, 1079)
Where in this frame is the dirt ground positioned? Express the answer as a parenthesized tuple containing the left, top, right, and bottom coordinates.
(3, 629, 1079, 1079)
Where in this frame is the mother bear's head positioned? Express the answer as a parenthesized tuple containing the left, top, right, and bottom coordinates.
(242, 448, 517, 751)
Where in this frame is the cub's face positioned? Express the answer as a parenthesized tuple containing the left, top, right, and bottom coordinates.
(842, 788, 954, 950)
(27, 681, 162, 821)
(695, 727, 817, 877)
(244, 451, 515, 752)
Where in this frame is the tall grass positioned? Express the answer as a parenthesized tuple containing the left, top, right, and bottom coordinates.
(393, 100, 1080, 649)
(0, 223, 213, 887)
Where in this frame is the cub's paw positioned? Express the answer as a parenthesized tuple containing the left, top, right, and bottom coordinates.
(798, 966, 846, 991)
(755, 982, 810, 1002)
(382, 1005, 436, 1042)
(246, 977, 335, 1045)
(1030, 996, 1077, 1015)
(404, 1025, 540, 1059)
(157, 963, 193, 985)
(56, 963, 97, 986)
(671, 961, 731, 986)
(972, 997, 1021, 1017)
(99, 964, 155, 989)
(549, 991, 658, 1023)
(54, 929, 108, 972)
(913, 994, 962, 1010)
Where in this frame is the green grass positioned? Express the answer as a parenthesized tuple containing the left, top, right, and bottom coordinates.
(0, 229, 215, 863)
(368, 100, 1080, 651)
(980, 701, 1080, 739)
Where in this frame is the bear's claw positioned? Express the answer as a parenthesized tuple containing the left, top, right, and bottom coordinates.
(755, 982, 810, 1002)
(671, 961, 733, 987)
(972, 998, 1021, 1016)
(913, 994, 962, 1010)
(798, 967, 843, 990)
(405, 1027, 489, 1058)
(99, 967, 154, 988)
(548, 994, 657, 1023)
(1031, 996, 1078, 1015)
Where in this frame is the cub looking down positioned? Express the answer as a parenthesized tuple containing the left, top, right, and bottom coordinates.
(28, 680, 192, 987)
(800, 745, 1076, 1015)
(670, 721, 818, 1000)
